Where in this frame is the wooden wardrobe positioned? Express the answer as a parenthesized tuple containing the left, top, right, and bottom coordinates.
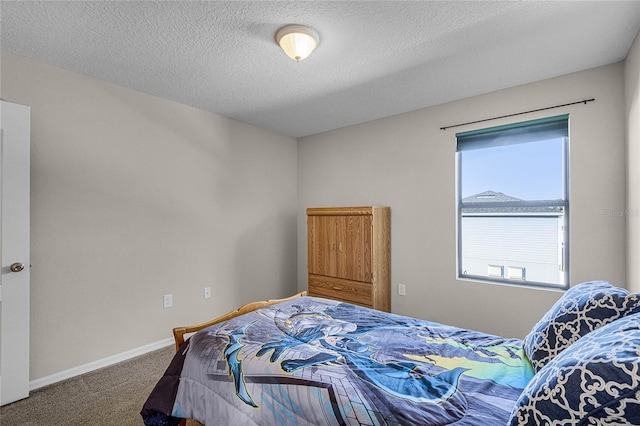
(306, 206, 390, 312)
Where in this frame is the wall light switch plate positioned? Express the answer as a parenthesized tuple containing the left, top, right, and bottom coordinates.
(163, 294, 173, 308)
(398, 283, 406, 296)
(204, 287, 211, 299)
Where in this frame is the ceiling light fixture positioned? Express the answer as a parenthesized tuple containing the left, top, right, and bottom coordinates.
(275, 25, 319, 62)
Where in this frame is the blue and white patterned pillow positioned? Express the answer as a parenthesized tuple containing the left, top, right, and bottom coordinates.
(522, 280, 640, 372)
(509, 312, 640, 425)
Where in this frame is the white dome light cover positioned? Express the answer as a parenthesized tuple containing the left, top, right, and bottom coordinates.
(276, 25, 319, 62)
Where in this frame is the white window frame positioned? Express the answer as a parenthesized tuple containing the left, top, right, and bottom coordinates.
(507, 266, 526, 281)
(455, 115, 570, 289)
(487, 265, 504, 278)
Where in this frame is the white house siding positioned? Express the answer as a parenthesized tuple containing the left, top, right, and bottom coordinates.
(461, 216, 563, 285)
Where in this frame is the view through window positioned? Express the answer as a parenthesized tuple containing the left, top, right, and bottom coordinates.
(456, 115, 569, 288)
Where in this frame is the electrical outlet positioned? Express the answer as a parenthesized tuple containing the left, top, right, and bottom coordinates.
(204, 287, 211, 299)
(398, 283, 406, 296)
(163, 294, 173, 308)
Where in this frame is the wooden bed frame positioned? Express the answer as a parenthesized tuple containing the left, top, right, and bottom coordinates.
(172, 291, 307, 350)
(172, 291, 308, 426)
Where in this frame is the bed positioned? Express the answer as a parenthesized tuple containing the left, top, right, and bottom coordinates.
(142, 281, 640, 425)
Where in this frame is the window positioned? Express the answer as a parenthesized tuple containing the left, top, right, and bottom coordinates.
(456, 115, 569, 289)
(507, 266, 526, 281)
(487, 265, 504, 278)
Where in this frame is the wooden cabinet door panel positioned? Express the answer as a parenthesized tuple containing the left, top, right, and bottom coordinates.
(341, 215, 372, 282)
(308, 215, 371, 282)
(308, 215, 332, 276)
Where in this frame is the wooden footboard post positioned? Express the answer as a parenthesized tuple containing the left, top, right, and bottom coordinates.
(173, 326, 189, 351)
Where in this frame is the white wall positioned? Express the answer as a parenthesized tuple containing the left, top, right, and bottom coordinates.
(627, 30, 640, 293)
(0, 51, 298, 380)
(298, 63, 627, 339)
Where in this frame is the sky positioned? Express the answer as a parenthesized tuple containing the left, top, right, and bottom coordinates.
(460, 138, 565, 200)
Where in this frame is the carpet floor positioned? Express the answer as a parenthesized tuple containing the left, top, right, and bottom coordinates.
(1, 345, 176, 426)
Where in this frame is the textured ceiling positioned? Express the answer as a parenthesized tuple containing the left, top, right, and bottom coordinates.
(2, 1, 640, 138)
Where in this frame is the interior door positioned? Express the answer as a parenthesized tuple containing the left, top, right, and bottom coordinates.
(0, 100, 31, 405)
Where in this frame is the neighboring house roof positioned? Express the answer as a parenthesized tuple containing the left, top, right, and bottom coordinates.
(463, 190, 521, 203)
(461, 190, 564, 214)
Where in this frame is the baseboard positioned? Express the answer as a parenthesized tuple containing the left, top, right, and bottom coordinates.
(29, 337, 174, 392)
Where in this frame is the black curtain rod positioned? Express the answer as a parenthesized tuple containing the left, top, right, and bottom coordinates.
(440, 98, 595, 131)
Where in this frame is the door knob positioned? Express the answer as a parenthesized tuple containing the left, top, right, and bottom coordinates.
(10, 262, 25, 273)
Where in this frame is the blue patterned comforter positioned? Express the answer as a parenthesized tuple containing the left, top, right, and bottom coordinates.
(142, 296, 534, 425)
